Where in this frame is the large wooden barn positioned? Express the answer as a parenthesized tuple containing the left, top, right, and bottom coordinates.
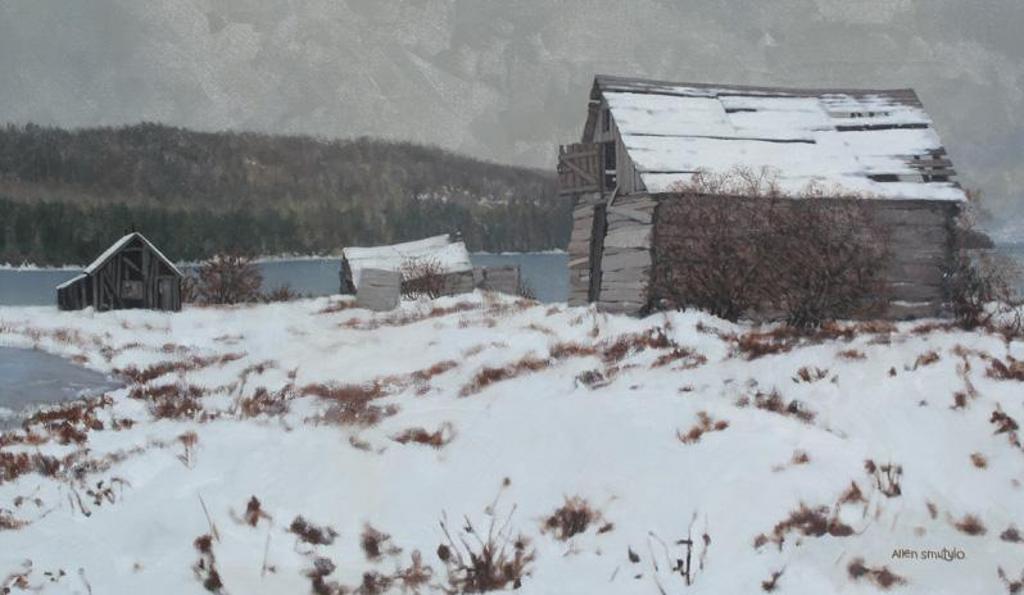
(558, 74, 967, 318)
(57, 232, 183, 312)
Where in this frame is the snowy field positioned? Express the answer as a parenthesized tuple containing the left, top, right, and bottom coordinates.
(1, 293, 1023, 594)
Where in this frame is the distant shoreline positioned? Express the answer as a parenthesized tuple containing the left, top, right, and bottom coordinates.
(0, 250, 569, 271)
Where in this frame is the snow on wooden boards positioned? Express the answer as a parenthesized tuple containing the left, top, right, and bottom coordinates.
(356, 268, 401, 312)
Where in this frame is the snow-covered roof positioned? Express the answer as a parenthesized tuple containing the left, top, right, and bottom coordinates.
(342, 234, 472, 289)
(55, 273, 86, 290)
(83, 232, 183, 277)
(593, 75, 966, 201)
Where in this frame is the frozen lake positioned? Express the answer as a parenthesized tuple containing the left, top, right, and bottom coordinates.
(0, 253, 570, 306)
(0, 347, 122, 429)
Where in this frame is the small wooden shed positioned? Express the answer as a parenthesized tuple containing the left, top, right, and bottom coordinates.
(339, 234, 475, 296)
(57, 232, 183, 312)
(558, 74, 968, 318)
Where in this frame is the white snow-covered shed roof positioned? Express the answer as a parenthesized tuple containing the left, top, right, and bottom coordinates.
(342, 234, 472, 289)
(83, 232, 183, 277)
(591, 75, 966, 201)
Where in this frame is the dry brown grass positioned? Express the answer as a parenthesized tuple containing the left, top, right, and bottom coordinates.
(0, 509, 28, 531)
(361, 523, 401, 561)
(997, 566, 1024, 594)
(192, 533, 224, 593)
(542, 497, 603, 541)
(303, 382, 397, 427)
(341, 301, 480, 330)
(951, 513, 987, 536)
(837, 348, 866, 361)
(117, 353, 244, 385)
(459, 355, 551, 396)
(988, 356, 1024, 381)
(242, 496, 271, 528)
(289, 516, 339, 545)
(548, 341, 599, 360)
(238, 386, 291, 418)
(847, 558, 906, 590)
(410, 360, 459, 383)
(754, 503, 854, 550)
(761, 568, 785, 592)
(677, 411, 730, 445)
(793, 366, 829, 383)
(970, 452, 988, 469)
(391, 422, 455, 449)
(1000, 526, 1022, 543)
(910, 350, 941, 370)
(738, 389, 816, 425)
(1, 451, 67, 484)
(317, 299, 358, 314)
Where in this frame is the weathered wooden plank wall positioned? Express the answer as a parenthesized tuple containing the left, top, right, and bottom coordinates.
(356, 268, 402, 311)
(596, 194, 656, 314)
(642, 196, 959, 319)
(567, 192, 603, 306)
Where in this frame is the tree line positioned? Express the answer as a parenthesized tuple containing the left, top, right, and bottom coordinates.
(0, 123, 569, 264)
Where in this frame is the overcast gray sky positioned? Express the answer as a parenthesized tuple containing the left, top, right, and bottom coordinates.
(1, 0, 1021, 228)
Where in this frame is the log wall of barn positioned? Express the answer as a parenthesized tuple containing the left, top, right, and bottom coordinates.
(575, 193, 960, 319)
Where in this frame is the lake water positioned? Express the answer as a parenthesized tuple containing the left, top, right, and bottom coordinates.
(3, 247, 1023, 308)
(0, 347, 122, 429)
(0, 253, 570, 306)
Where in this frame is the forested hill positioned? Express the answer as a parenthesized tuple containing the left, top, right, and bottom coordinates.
(0, 123, 569, 265)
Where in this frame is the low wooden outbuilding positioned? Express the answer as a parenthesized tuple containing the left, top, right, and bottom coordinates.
(339, 234, 475, 297)
(558, 74, 968, 318)
(57, 232, 183, 311)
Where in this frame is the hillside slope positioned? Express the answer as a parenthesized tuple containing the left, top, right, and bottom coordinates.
(0, 123, 568, 264)
(1, 295, 1022, 593)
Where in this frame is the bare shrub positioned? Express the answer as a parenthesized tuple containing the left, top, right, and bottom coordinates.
(651, 168, 889, 327)
(542, 497, 601, 541)
(436, 503, 535, 592)
(189, 253, 263, 305)
(865, 460, 902, 498)
(400, 257, 447, 300)
(949, 200, 1021, 330)
(847, 557, 906, 590)
(970, 453, 988, 469)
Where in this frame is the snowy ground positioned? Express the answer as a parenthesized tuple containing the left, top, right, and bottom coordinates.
(1, 293, 1022, 594)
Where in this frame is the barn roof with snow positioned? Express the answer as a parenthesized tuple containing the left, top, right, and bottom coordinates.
(341, 234, 472, 290)
(574, 74, 965, 200)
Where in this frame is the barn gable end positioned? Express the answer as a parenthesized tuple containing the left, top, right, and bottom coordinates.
(56, 232, 183, 312)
